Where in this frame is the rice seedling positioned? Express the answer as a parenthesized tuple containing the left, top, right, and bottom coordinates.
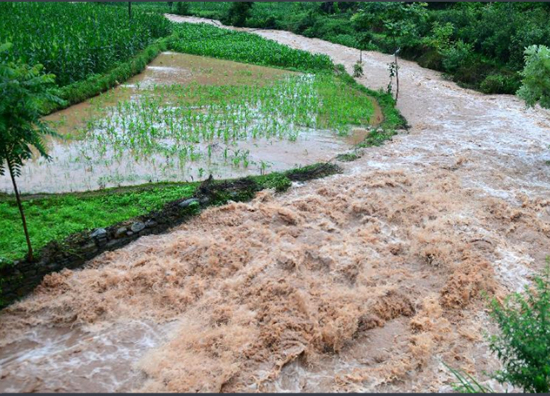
(28, 58, 375, 193)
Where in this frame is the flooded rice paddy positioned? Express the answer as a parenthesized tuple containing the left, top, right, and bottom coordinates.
(0, 52, 378, 194)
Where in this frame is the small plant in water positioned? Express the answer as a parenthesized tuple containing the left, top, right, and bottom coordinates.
(444, 363, 495, 393)
(353, 61, 364, 78)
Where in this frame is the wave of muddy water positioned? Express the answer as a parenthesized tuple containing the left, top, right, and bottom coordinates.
(0, 52, 376, 194)
(1, 17, 549, 392)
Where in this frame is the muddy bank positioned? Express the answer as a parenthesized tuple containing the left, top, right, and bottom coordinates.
(1, 18, 549, 393)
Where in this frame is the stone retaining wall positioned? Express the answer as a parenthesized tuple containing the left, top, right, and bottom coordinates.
(0, 163, 341, 309)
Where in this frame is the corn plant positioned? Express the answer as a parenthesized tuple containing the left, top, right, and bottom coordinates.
(0, 2, 171, 87)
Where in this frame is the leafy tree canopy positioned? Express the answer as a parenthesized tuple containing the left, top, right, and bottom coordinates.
(0, 43, 63, 177)
(517, 45, 550, 109)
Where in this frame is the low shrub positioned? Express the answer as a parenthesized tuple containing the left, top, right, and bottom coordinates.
(448, 259, 550, 393)
(480, 73, 521, 94)
(174, 2, 190, 16)
(488, 262, 550, 393)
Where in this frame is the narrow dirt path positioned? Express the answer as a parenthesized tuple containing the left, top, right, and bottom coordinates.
(0, 17, 549, 393)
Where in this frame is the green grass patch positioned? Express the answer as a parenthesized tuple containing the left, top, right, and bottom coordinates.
(0, 183, 196, 263)
(0, 163, 341, 265)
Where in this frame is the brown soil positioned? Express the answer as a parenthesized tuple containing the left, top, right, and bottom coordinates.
(0, 17, 549, 393)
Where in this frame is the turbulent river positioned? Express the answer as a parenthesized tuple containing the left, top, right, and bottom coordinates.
(0, 16, 549, 392)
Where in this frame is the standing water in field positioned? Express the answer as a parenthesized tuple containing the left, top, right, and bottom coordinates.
(0, 52, 378, 194)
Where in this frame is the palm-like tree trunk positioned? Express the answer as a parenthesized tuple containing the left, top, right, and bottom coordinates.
(7, 160, 33, 261)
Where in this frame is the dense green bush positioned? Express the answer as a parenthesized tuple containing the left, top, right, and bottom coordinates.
(174, 2, 190, 16)
(222, 1, 254, 27)
(447, 261, 550, 393)
(488, 264, 550, 393)
(182, 2, 550, 95)
(169, 23, 334, 73)
(0, 2, 171, 87)
(480, 73, 520, 95)
(440, 40, 474, 73)
(517, 45, 550, 109)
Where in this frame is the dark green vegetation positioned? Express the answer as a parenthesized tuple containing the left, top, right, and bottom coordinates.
(0, 2, 171, 87)
(168, 22, 333, 73)
(487, 262, 550, 393)
(167, 1, 550, 95)
(447, 259, 550, 393)
(51, 39, 169, 112)
(517, 45, 550, 109)
(224, 1, 254, 27)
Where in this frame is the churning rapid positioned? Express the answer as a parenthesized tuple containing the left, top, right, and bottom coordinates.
(1, 16, 549, 392)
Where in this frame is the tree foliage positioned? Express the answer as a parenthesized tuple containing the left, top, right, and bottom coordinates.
(223, 1, 254, 27)
(0, 43, 63, 178)
(0, 43, 64, 260)
(517, 45, 550, 109)
(174, 1, 190, 16)
(351, 2, 428, 48)
(182, 2, 550, 94)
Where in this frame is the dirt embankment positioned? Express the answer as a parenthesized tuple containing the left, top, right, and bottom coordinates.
(0, 17, 549, 393)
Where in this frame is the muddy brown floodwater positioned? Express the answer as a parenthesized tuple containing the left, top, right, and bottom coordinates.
(1, 17, 550, 392)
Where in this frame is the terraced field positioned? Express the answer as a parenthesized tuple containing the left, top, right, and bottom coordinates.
(2, 53, 377, 194)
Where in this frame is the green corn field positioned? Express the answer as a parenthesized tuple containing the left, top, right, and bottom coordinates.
(0, 2, 171, 86)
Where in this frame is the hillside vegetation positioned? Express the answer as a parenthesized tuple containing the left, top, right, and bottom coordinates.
(167, 1, 550, 94)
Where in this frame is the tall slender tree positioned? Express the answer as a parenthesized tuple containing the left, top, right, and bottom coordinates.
(0, 43, 64, 261)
